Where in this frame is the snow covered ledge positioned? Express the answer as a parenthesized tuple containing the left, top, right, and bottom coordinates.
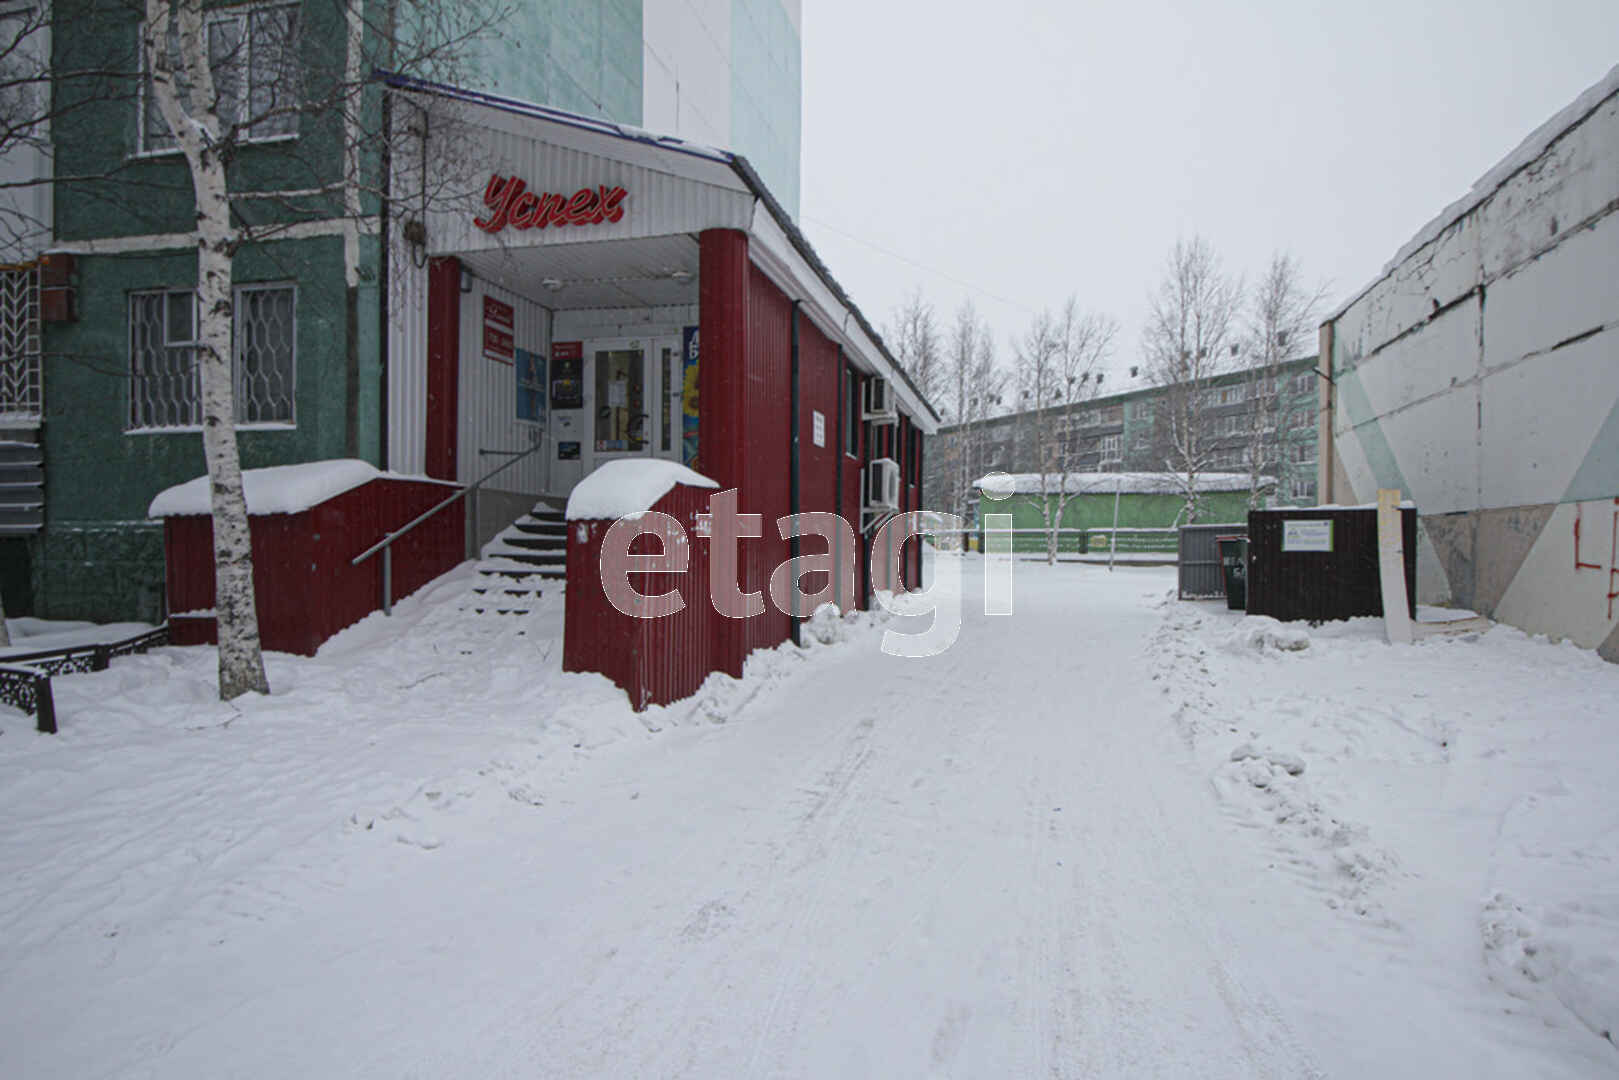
(564, 459, 719, 522)
(148, 459, 456, 519)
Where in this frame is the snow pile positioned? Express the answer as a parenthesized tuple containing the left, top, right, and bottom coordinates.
(1, 618, 157, 659)
(1221, 615, 1311, 654)
(1153, 591, 1619, 1050)
(803, 601, 848, 646)
(1482, 891, 1619, 1049)
(146, 459, 454, 518)
(975, 470, 1269, 496)
(564, 459, 718, 521)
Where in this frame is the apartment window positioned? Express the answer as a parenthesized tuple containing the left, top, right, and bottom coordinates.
(1101, 404, 1122, 424)
(129, 284, 296, 430)
(140, 2, 301, 154)
(1293, 373, 1314, 396)
(1099, 433, 1121, 459)
(1290, 475, 1316, 501)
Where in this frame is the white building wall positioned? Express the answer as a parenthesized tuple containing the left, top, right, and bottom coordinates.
(642, 0, 732, 152)
(386, 234, 429, 477)
(455, 276, 550, 495)
(1324, 68, 1619, 658)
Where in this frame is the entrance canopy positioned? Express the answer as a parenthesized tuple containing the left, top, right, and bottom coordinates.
(381, 72, 937, 433)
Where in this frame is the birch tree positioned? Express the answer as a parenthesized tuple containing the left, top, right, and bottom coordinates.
(887, 289, 943, 406)
(936, 299, 1002, 523)
(140, 0, 268, 698)
(1142, 237, 1243, 525)
(1014, 298, 1115, 563)
(134, 0, 500, 699)
(1239, 252, 1327, 507)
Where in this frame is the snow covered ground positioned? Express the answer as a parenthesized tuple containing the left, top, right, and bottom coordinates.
(1, 556, 1616, 1077)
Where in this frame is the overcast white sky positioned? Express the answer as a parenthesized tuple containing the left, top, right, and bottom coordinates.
(798, 0, 1619, 380)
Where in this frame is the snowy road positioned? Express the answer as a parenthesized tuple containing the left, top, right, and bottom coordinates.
(3, 558, 1617, 1077)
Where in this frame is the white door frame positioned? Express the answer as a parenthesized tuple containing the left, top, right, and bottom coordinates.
(582, 335, 684, 476)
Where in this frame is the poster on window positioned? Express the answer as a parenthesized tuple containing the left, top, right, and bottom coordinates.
(681, 325, 700, 467)
(515, 348, 546, 424)
(483, 295, 514, 365)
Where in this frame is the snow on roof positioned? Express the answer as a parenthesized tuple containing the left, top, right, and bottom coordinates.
(148, 460, 443, 518)
(1330, 62, 1619, 321)
(565, 460, 719, 521)
(975, 471, 1272, 497)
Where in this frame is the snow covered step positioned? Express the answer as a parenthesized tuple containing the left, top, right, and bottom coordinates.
(465, 499, 569, 613)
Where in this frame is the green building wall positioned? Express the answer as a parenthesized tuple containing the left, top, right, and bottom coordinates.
(987, 489, 1256, 554)
(38, 237, 371, 622)
(471, 0, 643, 124)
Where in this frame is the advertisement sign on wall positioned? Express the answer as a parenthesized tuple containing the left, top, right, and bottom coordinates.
(681, 325, 700, 468)
(483, 296, 514, 365)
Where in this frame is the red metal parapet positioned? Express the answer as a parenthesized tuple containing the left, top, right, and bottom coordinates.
(159, 471, 463, 656)
(563, 482, 714, 711)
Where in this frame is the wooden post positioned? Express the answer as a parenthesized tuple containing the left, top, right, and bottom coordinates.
(1377, 488, 1414, 644)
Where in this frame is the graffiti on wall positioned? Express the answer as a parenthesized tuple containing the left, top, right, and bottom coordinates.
(1572, 499, 1619, 619)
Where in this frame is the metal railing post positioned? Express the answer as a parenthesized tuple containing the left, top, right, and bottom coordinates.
(353, 437, 554, 617)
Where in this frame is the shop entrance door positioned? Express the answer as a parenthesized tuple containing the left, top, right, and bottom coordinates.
(588, 336, 683, 471)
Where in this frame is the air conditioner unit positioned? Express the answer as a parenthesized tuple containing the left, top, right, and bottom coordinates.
(863, 376, 898, 423)
(865, 457, 901, 510)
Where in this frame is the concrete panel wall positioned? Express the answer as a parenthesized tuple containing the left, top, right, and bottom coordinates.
(1324, 74, 1619, 655)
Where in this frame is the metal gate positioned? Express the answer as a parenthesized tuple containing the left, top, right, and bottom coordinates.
(0, 263, 41, 421)
(1177, 522, 1243, 599)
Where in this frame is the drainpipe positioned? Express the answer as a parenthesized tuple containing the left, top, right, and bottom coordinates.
(834, 346, 844, 609)
(789, 300, 802, 646)
(377, 90, 392, 469)
(1317, 321, 1333, 502)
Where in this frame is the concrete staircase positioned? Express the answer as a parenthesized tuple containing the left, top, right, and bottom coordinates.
(470, 497, 567, 614)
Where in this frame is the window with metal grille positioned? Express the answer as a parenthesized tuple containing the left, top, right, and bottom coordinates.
(129, 284, 295, 430)
(140, 2, 301, 154)
(0, 264, 41, 421)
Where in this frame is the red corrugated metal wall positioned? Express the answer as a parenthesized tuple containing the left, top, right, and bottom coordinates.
(164, 477, 463, 655)
(798, 314, 841, 607)
(699, 229, 750, 676)
(842, 365, 866, 609)
(742, 262, 794, 655)
(563, 483, 714, 710)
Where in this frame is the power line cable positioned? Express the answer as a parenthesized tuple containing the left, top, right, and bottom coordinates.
(800, 213, 1039, 317)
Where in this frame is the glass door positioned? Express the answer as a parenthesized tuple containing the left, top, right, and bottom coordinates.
(593, 343, 649, 457)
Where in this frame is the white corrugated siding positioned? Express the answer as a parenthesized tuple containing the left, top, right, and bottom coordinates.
(456, 276, 550, 495)
(387, 234, 429, 476)
(425, 124, 754, 257)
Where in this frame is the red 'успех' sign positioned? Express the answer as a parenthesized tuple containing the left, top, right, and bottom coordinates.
(473, 174, 628, 234)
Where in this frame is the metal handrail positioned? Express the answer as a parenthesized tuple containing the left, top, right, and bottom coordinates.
(352, 438, 551, 615)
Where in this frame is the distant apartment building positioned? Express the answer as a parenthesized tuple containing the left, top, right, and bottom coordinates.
(925, 357, 1323, 520)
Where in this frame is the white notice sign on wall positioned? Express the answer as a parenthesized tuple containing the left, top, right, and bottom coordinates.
(812, 410, 826, 447)
(1282, 519, 1334, 553)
